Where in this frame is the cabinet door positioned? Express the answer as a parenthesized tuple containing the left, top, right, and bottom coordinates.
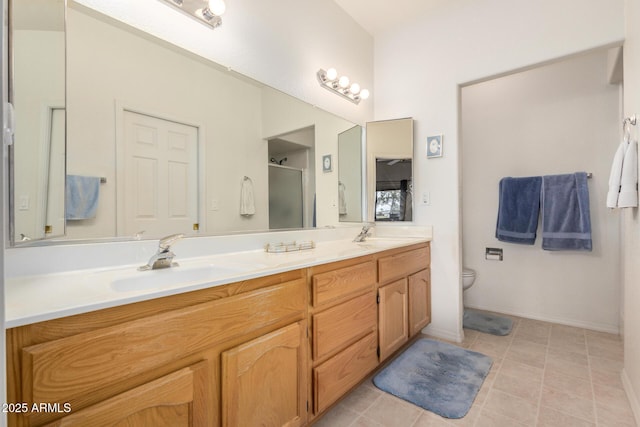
(44, 362, 210, 426)
(221, 321, 308, 427)
(408, 269, 431, 337)
(378, 279, 409, 361)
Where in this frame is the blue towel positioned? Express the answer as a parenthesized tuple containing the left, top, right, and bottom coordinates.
(541, 172, 592, 251)
(495, 176, 542, 245)
(65, 175, 100, 220)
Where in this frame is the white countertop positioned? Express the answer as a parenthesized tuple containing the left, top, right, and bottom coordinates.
(5, 236, 430, 328)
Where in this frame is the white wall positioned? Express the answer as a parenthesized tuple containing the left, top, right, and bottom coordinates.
(73, 0, 374, 126)
(374, 0, 625, 341)
(622, 0, 640, 422)
(461, 49, 621, 332)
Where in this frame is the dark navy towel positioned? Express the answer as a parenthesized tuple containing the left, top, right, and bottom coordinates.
(495, 176, 542, 245)
(541, 172, 592, 251)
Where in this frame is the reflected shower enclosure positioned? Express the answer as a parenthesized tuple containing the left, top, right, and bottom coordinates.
(268, 165, 304, 229)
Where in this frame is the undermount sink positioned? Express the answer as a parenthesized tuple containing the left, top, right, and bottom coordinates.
(110, 263, 258, 292)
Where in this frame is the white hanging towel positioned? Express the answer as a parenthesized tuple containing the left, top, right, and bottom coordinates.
(338, 182, 347, 215)
(618, 139, 638, 207)
(240, 176, 256, 216)
(607, 138, 639, 208)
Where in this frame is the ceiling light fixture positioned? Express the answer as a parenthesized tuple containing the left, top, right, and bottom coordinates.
(162, 0, 226, 29)
(317, 68, 370, 105)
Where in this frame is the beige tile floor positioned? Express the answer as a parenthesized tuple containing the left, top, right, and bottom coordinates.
(313, 313, 637, 427)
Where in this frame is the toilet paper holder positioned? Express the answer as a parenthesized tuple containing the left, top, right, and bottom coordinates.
(485, 247, 503, 261)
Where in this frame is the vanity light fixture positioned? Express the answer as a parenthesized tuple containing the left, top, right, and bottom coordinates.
(317, 68, 370, 105)
(162, 0, 226, 29)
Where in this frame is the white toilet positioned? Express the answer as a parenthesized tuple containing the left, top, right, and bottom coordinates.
(462, 268, 476, 291)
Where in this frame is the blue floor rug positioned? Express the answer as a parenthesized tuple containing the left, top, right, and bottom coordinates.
(373, 338, 493, 419)
(463, 309, 513, 336)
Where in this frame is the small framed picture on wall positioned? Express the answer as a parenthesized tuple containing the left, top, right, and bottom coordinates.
(322, 154, 333, 172)
(427, 135, 443, 158)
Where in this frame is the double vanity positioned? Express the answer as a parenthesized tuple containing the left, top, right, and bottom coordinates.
(5, 230, 431, 426)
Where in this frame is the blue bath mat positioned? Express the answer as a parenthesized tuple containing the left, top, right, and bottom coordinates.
(463, 309, 513, 336)
(373, 338, 493, 419)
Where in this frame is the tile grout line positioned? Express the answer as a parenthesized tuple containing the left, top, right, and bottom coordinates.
(470, 321, 513, 427)
(586, 333, 600, 427)
(532, 325, 550, 427)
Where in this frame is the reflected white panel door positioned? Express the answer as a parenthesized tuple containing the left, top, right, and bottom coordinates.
(121, 111, 198, 237)
(44, 108, 66, 238)
(268, 165, 303, 230)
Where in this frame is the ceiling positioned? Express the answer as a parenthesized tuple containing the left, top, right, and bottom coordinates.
(333, 0, 443, 36)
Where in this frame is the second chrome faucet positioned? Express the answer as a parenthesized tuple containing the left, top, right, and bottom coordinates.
(139, 233, 185, 271)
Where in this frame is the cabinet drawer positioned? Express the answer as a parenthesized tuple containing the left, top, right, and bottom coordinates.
(378, 246, 430, 284)
(313, 331, 378, 414)
(312, 292, 377, 361)
(21, 279, 306, 406)
(312, 261, 376, 307)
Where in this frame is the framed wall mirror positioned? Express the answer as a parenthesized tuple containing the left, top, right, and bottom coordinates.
(337, 125, 364, 222)
(8, 0, 361, 245)
(365, 118, 414, 222)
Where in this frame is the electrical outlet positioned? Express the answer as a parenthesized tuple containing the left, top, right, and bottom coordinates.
(19, 195, 29, 211)
(422, 192, 431, 205)
(210, 199, 219, 211)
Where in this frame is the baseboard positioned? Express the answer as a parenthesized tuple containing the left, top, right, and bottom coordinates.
(464, 304, 620, 335)
(622, 368, 640, 426)
(421, 324, 463, 343)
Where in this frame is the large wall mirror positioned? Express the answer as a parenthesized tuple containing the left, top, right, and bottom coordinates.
(9, 0, 363, 245)
(366, 118, 414, 222)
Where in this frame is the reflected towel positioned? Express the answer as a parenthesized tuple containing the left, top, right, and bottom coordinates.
(606, 141, 626, 207)
(240, 177, 255, 216)
(338, 182, 347, 215)
(541, 172, 592, 251)
(495, 176, 542, 245)
(65, 175, 100, 220)
(618, 140, 638, 207)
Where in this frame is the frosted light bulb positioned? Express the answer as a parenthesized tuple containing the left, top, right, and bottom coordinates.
(338, 76, 350, 88)
(360, 89, 370, 100)
(350, 83, 361, 94)
(326, 68, 338, 80)
(208, 0, 226, 15)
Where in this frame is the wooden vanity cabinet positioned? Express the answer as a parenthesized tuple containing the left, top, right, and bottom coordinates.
(308, 257, 378, 417)
(6, 270, 308, 427)
(377, 244, 431, 362)
(6, 242, 431, 427)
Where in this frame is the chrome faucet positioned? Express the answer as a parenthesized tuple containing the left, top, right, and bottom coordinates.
(353, 224, 374, 242)
(138, 233, 184, 271)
